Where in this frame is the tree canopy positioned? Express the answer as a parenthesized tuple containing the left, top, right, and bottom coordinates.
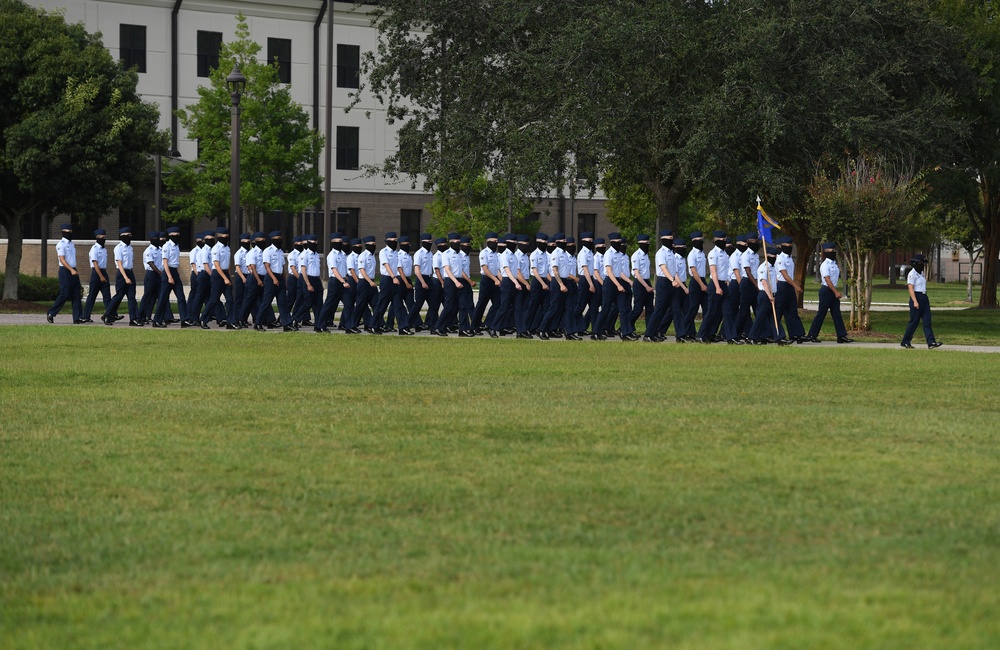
(0, 0, 166, 299)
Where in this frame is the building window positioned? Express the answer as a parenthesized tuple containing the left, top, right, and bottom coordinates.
(336, 208, 359, 240)
(577, 213, 596, 236)
(267, 37, 291, 84)
(336, 126, 360, 170)
(119, 202, 147, 240)
(119, 24, 146, 73)
(197, 31, 223, 78)
(400, 210, 421, 243)
(337, 44, 360, 89)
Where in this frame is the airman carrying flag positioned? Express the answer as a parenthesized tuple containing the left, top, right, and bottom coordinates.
(756, 196, 780, 244)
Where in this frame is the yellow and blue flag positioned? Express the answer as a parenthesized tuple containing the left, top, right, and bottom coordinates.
(756, 196, 780, 245)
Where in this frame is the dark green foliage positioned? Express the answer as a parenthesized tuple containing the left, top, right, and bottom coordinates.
(0, 273, 58, 300)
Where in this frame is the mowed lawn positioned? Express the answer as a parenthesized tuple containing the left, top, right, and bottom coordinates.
(1, 327, 999, 649)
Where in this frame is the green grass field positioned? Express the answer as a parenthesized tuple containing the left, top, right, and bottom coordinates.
(2, 327, 999, 649)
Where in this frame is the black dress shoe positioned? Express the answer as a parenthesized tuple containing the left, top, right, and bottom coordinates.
(101, 315, 113, 326)
(254, 324, 265, 331)
(302, 320, 313, 327)
(399, 329, 415, 336)
(81, 318, 94, 323)
(280, 325, 293, 332)
(129, 321, 144, 327)
(837, 336, 854, 344)
(538, 332, 549, 340)
(515, 332, 533, 339)
(928, 341, 943, 349)
(200, 322, 210, 330)
(114, 314, 124, 321)
(459, 330, 476, 337)
(489, 330, 499, 338)
(595, 334, 608, 341)
(900, 342, 914, 349)
(226, 324, 240, 330)
(46, 314, 54, 323)
(434, 329, 448, 336)
(73, 320, 83, 324)
(153, 322, 167, 328)
(501, 328, 515, 335)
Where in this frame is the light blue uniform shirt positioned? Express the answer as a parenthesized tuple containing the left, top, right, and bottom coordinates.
(304, 250, 322, 276)
(530, 248, 549, 279)
(89, 243, 108, 270)
(907, 268, 927, 293)
(687, 248, 706, 279)
(500, 249, 516, 281)
(479, 247, 499, 276)
(444, 248, 462, 277)
(708, 245, 728, 284)
(674, 252, 688, 282)
(398, 250, 413, 277)
(357, 250, 376, 280)
(263, 245, 285, 274)
(654, 246, 673, 278)
(246, 247, 263, 275)
(379, 246, 398, 278)
(211, 242, 230, 271)
(287, 249, 300, 275)
(234, 246, 249, 275)
(460, 250, 470, 277)
(594, 251, 605, 280)
(740, 249, 759, 277)
(775, 251, 793, 283)
(577, 248, 594, 276)
(728, 250, 742, 281)
(413, 247, 433, 276)
(432, 250, 445, 278)
(56, 238, 77, 268)
(143, 245, 161, 272)
(631, 249, 650, 280)
(757, 260, 777, 291)
(515, 249, 529, 280)
(820, 258, 840, 287)
(114, 241, 134, 270)
(161, 240, 181, 268)
(346, 251, 359, 278)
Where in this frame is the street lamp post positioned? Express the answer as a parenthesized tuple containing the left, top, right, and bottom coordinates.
(227, 65, 247, 234)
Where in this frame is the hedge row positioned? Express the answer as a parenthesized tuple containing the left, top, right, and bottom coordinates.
(0, 273, 61, 301)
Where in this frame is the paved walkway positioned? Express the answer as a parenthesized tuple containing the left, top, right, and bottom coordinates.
(3, 313, 997, 353)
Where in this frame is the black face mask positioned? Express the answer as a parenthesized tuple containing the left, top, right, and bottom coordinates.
(461, 245, 471, 254)
(196, 241, 204, 248)
(557, 242, 567, 251)
(450, 242, 460, 251)
(422, 242, 432, 251)
(913, 262, 925, 274)
(737, 243, 748, 253)
(366, 244, 376, 253)
(271, 239, 282, 249)
(582, 241, 593, 251)
(437, 245, 448, 253)
(767, 256, 777, 265)
(353, 245, 363, 254)
(617, 243, 627, 253)
(824, 251, 836, 261)
(219, 236, 229, 245)
(400, 243, 411, 252)
(386, 241, 397, 251)
(204, 239, 216, 249)
(256, 240, 267, 250)
(715, 240, 726, 251)
(96, 238, 107, 247)
(169, 235, 180, 244)
(295, 244, 304, 252)
(638, 243, 649, 253)
(121, 236, 132, 246)
(241, 241, 252, 250)
(675, 248, 687, 257)
(726, 245, 736, 255)
(567, 244, 576, 254)
(596, 246, 606, 255)
(487, 242, 497, 252)
(691, 241, 703, 251)
(537, 241, 546, 252)
(780, 245, 793, 256)
(518, 244, 531, 254)
(62, 232, 73, 241)
(662, 239, 673, 249)
(331, 242, 342, 252)
(748, 242, 760, 252)
(547, 244, 557, 253)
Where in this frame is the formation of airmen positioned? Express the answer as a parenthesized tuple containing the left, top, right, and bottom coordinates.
(46, 222, 870, 345)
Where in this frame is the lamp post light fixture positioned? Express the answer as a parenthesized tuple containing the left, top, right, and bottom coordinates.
(227, 65, 247, 234)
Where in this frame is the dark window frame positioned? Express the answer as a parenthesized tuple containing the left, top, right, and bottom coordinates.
(577, 213, 596, 236)
(337, 44, 360, 89)
(197, 30, 223, 78)
(119, 24, 147, 73)
(267, 37, 292, 84)
(400, 209, 421, 244)
(336, 126, 360, 171)
(337, 208, 360, 240)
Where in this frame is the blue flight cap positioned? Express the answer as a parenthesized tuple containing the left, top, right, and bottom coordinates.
(94, 228, 106, 236)
(447, 232, 461, 240)
(252, 231, 265, 239)
(674, 238, 686, 246)
(736, 233, 748, 243)
(580, 232, 594, 240)
(204, 231, 216, 239)
(777, 236, 793, 245)
(166, 226, 181, 235)
(554, 232, 566, 240)
(637, 233, 650, 242)
(306, 234, 317, 241)
(460, 235, 471, 244)
(434, 237, 446, 244)
(608, 232, 621, 240)
(546, 234, 556, 243)
(363, 235, 376, 243)
(60, 223, 73, 231)
(822, 241, 837, 250)
(518, 234, 530, 243)
(595, 237, 605, 245)
(239, 233, 251, 240)
(535, 232, 548, 241)
(659, 229, 673, 238)
(399, 235, 410, 243)
(565, 236, 575, 244)
(385, 231, 398, 240)
(351, 238, 362, 245)
(725, 237, 733, 245)
(485, 231, 498, 240)
(765, 245, 778, 256)
(746, 232, 759, 241)
(712, 230, 726, 239)
(504, 233, 516, 241)
(689, 231, 703, 240)
(150, 231, 161, 239)
(119, 226, 132, 235)
(911, 253, 927, 264)
(420, 232, 433, 241)
(195, 232, 205, 240)
(331, 232, 342, 240)
(217, 227, 229, 235)
(267, 230, 281, 238)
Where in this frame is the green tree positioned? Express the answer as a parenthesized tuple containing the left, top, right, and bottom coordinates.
(426, 174, 536, 249)
(165, 13, 323, 230)
(0, 0, 167, 300)
(932, 0, 1000, 308)
(808, 155, 928, 331)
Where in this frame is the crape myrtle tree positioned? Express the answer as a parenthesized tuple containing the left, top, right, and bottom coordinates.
(165, 14, 323, 230)
(0, 0, 166, 300)
(689, 0, 969, 304)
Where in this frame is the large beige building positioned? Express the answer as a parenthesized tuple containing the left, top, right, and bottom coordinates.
(4, 0, 610, 276)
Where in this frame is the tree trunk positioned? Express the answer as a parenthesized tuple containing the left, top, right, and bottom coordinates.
(645, 170, 687, 234)
(977, 181, 999, 308)
(967, 247, 976, 303)
(2, 216, 24, 301)
(782, 216, 814, 308)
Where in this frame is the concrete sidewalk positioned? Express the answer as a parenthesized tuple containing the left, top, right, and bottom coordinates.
(3, 313, 997, 353)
